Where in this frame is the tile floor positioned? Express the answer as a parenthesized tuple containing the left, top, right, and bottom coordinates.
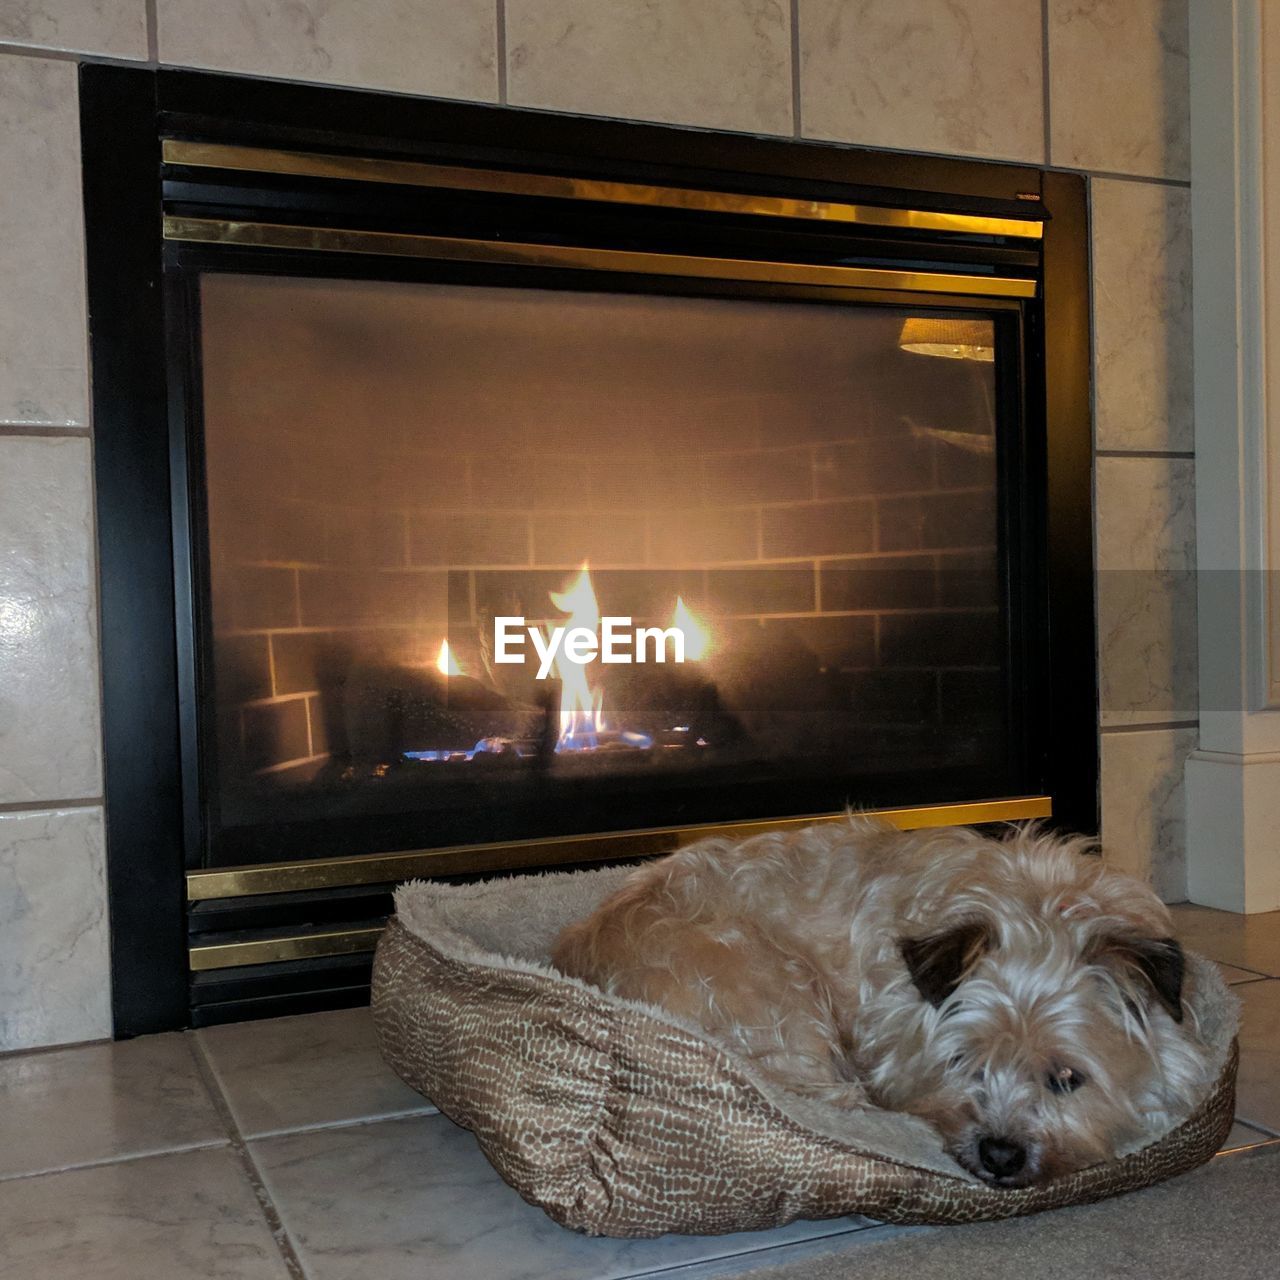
(1, 906, 1277, 1280)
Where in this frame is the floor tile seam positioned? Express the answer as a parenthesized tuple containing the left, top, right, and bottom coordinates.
(0, 1138, 230, 1185)
(1205, 958, 1278, 978)
(620, 1222, 902, 1280)
(615, 1221, 882, 1280)
(0, 1033, 113, 1062)
(1232, 1115, 1280, 1139)
(187, 1034, 310, 1280)
(244, 1104, 441, 1143)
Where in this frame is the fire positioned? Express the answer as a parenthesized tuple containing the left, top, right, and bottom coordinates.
(549, 564, 605, 751)
(671, 596, 710, 661)
(436, 637, 462, 677)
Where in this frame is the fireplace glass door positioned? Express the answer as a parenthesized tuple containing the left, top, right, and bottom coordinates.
(195, 270, 1030, 865)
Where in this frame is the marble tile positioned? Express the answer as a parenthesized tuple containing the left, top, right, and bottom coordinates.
(0, 437, 103, 804)
(1234, 979, 1280, 1133)
(157, 0, 497, 102)
(1048, 0, 1190, 179)
(0, 1033, 226, 1180)
(1092, 179, 1193, 453)
(1095, 455, 1197, 727)
(197, 1006, 435, 1138)
(799, 0, 1044, 163)
(0, 807, 111, 1052)
(253, 1112, 871, 1280)
(0, 55, 88, 426)
(1168, 904, 1280, 978)
(506, 0, 792, 136)
(0, 1, 148, 58)
(0, 1145, 294, 1280)
(1100, 726, 1195, 902)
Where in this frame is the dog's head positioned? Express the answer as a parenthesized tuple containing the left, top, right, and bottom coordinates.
(893, 911, 1201, 1189)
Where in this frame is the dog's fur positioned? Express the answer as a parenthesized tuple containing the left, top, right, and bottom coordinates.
(551, 818, 1215, 1187)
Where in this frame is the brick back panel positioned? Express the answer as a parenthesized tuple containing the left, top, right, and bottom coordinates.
(201, 276, 1004, 772)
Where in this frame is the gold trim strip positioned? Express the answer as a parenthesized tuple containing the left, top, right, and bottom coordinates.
(162, 140, 1045, 241)
(162, 216, 1037, 299)
(187, 796, 1052, 903)
(189, 927, 384, 973)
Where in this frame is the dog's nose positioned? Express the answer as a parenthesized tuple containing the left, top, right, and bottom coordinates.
(978, 1136, 1027, 1179)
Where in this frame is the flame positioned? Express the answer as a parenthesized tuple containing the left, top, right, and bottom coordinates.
(672, 596, 711, 661)
(550, 564, 605, 751)
(436, 637, 462, 677)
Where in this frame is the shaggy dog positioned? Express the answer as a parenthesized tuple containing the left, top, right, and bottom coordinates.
(551, 818, 1215, 1188)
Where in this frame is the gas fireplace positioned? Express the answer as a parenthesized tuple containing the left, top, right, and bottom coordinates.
(83, 68, 1094, 1031)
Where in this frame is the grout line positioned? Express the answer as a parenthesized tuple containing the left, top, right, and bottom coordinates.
(0, 1139, 230, 1186)
(0, 40, 79, 62)
(495, 0, 508, 105)
(188, 1035, 309, 1280)
(0, 795, 103, 815)
(790, 0, 802, 139)
(623, 1221, 891, 1280)
(1095, 449, 1196, 460)
(245, 1106, 441, 1143)
(1233, 1116, 1280, 1139)
(0, 41, 155, 68)
(1098, 721, 1199, 735)
(1077, 168, 1192, 189)
(0, 422, 92, 439)
(0, 1033, 112, 1062)
(1041, 0, 1051, 165)
(146, 0, 159, 63)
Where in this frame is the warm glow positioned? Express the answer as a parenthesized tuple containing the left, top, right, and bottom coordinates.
(672, 596, 711, 661)
(549, 565, 606, 751)
(436, 637, 463, 677)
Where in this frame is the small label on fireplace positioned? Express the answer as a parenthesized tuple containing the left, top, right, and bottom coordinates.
(494, 615, 690, 679)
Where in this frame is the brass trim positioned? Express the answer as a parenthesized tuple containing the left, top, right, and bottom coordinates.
(162, 216, 1037, 299)
(189, 927, 384, 973)
(187, 796, 1053, 903)
(162, 140, 1045, 241)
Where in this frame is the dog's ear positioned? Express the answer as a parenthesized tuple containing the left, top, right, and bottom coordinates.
(1091, 933, 1186, 1023)
(900, 921, 991, 1007)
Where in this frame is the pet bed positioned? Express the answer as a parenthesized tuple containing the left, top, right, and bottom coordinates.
(371, 866, 1239, 1237)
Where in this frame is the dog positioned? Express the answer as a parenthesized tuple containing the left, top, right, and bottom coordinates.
(551, 817, 1214, 1188)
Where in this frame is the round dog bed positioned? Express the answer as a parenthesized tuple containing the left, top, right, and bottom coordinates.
(371, 866, 1240, 1237)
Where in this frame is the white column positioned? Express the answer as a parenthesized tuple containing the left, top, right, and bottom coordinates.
(1185, 0, 1280, 911)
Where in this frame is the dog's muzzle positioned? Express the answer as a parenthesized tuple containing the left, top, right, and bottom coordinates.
(977, 1136, 1027, 1182)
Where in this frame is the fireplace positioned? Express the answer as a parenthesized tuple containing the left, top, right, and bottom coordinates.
(82, 68, 1094, 1032)
(201, 275, 1009, 853)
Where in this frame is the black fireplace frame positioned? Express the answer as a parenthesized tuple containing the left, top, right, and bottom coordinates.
(81, 65, 1095, 1036)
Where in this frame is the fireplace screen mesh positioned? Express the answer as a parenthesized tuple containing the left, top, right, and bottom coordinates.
(199, 272, 1009, 861)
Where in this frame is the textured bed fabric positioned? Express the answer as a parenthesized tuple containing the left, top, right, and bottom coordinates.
(371, 867, 1240, 1238)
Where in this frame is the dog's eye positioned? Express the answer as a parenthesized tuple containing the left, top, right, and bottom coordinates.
(1046, 1065, 1085, 1095)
